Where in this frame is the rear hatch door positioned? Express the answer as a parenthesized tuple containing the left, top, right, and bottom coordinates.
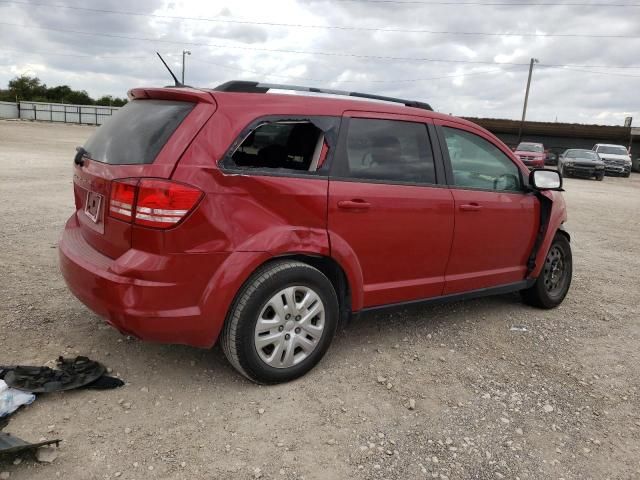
(72, 89, 215, 258)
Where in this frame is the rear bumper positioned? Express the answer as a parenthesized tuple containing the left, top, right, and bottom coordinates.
(58, 217, 229, 347)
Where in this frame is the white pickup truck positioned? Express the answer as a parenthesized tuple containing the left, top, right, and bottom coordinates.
(592, 144, 632, 177)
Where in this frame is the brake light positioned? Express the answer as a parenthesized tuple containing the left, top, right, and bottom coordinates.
(135, 179, 202, 228)
(108, 178, 202, 229)
(109, 179, 137, 222)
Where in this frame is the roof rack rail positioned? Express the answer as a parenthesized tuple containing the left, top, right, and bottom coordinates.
(213, 80, 433, 111)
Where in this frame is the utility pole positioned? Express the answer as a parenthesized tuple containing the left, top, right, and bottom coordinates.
(181, 50, 191, 84)
(517, 57, 539, 143)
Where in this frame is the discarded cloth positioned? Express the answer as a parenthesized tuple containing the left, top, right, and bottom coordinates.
(0, 380, 35, 418)
(2, 356, 106, 393)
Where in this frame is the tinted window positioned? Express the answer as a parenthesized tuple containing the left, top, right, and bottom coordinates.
(333, 118, 436, 184)
(443, 127, 522, 192)
(84, 100, 194, 165)
(596, 145, 628, 155)
(517, 143, 543, 153)
(566, 150, 598, 160)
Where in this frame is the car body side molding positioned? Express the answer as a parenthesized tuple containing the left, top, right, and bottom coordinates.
(359, 279, 536, 314)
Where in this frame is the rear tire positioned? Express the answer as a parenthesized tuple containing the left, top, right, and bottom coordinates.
(221, 260, 339, 384)
(596, 173, 604, 181)
(521, 234, 572, 309)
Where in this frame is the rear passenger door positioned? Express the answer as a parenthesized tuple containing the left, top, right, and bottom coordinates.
(434, 121, 539, 294)
(328, 112, 454, 308)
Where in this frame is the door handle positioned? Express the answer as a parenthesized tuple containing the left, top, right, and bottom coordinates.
(337, 199, 371, 210)
(459, 203, 482, 212)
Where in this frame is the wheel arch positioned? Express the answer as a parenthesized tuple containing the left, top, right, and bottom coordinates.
(528, 190, 569, 279)
(202, 251, 358, 348)
(266, 253, 354, 327)
(556, 223, 571, 243)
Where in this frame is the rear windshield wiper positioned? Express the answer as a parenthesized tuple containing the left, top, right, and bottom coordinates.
(74, 146, 89, 166)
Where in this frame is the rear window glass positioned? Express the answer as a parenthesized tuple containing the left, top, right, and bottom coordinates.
(84, 100, 194, 165)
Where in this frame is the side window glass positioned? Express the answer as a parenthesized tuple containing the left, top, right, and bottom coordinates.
(443, 127, 522, 192)
(333, 118, 436, 184)
(230, 121, 326, 172)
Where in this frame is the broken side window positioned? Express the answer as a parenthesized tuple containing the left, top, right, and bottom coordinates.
(228, 118, 337, 173)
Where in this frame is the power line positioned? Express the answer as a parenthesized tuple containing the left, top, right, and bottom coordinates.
(539, 64, 640, 78)
(1, 22, 639, 70)
(3, 48, 639, 82)
(0, 0, 637, 38)
(0, 48, 525, 83)
(330, 0, 640, 6)
(191, 57, 523, 83)
(0, 48, 150, 59)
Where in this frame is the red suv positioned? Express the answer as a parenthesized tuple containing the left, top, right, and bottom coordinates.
(514, 142, 546, 169)
(59, 82, 571, 383)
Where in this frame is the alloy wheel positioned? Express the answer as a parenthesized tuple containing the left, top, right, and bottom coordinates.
(253, 286, 326, 368)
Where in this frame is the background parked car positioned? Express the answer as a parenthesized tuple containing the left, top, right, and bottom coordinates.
(558, 149, 605, 180)
(514, 142, 546, 169)
(545, 149, 558, 166)
(592, 143, 632, 177)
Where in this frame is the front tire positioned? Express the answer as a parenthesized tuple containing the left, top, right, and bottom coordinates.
(521, 234, 572, 309)
(221, 260, 339, 384)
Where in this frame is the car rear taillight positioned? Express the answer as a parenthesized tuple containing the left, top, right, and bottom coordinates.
(109, 179, 137, 222)
(109, 178, 202, 229)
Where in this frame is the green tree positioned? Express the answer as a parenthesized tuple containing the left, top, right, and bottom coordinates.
(46, 85, 73, 103)
(3, 75, 127, 106)
(111, 97, 127, 107)
(8, 75, 47, 101)
(64, 89, 94, 105)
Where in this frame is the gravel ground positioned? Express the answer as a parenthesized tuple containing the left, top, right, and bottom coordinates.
(0, 120, 639, 480)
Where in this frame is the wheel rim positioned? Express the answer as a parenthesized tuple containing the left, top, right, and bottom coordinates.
(254, 286, 326, 369)
(543, 245, 567, 297)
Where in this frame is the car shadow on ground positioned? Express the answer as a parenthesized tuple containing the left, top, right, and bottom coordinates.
(85, 291, 529, 388)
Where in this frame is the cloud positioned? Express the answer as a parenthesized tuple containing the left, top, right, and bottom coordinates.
(0, 0, 638, 124)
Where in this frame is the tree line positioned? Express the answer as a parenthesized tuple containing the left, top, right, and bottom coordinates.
(0, 75, 128, 107)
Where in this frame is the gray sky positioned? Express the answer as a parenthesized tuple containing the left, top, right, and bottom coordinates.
(0, 0, 638, 125)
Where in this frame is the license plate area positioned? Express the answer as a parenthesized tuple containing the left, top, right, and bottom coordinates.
(84, 191, 103, 223)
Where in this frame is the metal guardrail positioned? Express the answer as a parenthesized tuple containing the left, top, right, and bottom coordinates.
(0, 101, 119, 125)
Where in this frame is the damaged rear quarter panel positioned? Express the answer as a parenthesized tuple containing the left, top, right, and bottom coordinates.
(214, 172, 330, 254)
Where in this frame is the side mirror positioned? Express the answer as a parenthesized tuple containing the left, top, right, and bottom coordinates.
(530, 169, 563, 191)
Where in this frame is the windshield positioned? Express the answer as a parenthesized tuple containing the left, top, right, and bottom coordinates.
(84, 99, 195, 165)
(566, 150, 599, 160)
(596, 145, 628, 156)
(517, 143, 543, 153)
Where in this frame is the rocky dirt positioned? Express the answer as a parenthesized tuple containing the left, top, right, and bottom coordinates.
(0, 120, 639, 479)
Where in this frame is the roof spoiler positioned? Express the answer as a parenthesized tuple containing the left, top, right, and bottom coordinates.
(213, 80, 433, 111)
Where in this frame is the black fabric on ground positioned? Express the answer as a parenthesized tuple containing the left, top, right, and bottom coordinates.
(83, 375, 124, 390)
(2, 356, 105, 393)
